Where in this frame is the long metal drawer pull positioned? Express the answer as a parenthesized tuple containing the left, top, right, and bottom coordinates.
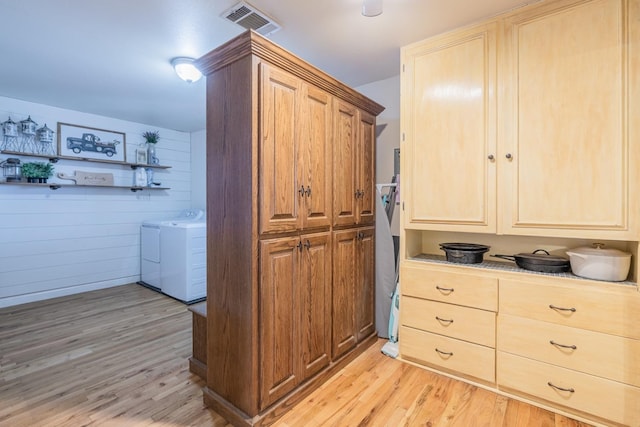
(435, 316, 454, 324)
(435, 348, 453, 356)
(547, 382, 575, 393)
(550, 340, 577, 350)
(435, 286, 454, 293)
(549, 304, 576, 313)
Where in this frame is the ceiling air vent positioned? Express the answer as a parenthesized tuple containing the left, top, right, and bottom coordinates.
(222, 2, 281, 36)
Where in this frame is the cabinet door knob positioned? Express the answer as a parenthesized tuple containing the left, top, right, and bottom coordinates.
(487, 154, 495, 161)
(296, 241, 303, 251)
(304, 239, 311, 250)
(505, 153, 513, 160)
(299, 185, 305, 197)
(305, 186, 311, 197)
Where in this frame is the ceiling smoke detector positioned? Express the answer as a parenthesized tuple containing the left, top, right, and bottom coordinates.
(222, 1, 281, 36)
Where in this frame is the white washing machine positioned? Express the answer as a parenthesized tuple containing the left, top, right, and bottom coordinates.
(160, 220, 207, 303)
(140, 209, 204, 291)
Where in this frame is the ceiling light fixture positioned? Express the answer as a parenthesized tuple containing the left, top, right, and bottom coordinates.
(171, 57, 202, 83)
(362, 0, 382, 17)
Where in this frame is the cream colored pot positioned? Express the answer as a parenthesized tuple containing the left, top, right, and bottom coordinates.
(565, 244, 631, 282)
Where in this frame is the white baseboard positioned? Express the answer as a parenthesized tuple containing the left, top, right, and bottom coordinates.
(0, 276, 139, 309)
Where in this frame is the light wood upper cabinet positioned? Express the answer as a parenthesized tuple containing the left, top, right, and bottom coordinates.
(333, 101, 376, 227)
(260, 64, 332, 234)
(401, 0, 639, 240)
(401, 21, 498, 233)
(500, 0, 639, 239)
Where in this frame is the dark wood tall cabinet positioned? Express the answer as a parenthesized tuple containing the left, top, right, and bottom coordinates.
(195, 30, 384, 427)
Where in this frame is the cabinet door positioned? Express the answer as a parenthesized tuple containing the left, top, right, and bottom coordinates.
(259, 237, 300, 408)
(298, 232, 332, 380)
(355, 226, 375, 341)
(332, 229, 358, 359)
(401, 22, 497, 232)
(357, 111, 376, 225)
(300, 84, 332, 230)
(333, 100, 359, 227)
(500, 0, 638, 239)
(259, 64, 301, 234)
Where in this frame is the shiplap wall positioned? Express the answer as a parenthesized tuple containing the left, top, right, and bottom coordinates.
(0, 96, 193, 308)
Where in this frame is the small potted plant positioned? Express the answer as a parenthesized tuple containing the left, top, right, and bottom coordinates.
(142, 130, 160, 164)
(22, 162, 54, 183)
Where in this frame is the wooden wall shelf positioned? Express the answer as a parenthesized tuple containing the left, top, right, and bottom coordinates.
(0, 150, 171, 169)
(0, 182, 169, 192)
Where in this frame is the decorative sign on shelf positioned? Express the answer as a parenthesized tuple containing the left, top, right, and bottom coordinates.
(57, 171, 114, 186)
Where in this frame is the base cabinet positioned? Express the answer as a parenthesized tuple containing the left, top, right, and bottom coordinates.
(399, 259, 640, 427)
(332, 227, 375, 360)
(259, 233, 331, 408)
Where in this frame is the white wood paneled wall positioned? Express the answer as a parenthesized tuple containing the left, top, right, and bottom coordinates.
(0, 96, 193, 308)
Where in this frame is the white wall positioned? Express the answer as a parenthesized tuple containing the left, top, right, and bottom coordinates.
(0, 96, 192, 308)
(190, 129, 206, 211)
(356, 75, 401, 236)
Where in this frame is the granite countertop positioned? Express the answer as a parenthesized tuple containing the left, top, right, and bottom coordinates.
(409, 253, 637, 287)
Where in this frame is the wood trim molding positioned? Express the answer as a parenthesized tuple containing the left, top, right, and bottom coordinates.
(195, 30, 385, 116)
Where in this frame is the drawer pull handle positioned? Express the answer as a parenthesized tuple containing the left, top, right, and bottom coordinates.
(547, 382, 575, 393)
(549, 304, 576, 313)
(550, 340, 577, 350)
(435, 348, 453, 357)
(435, 316, 454, 324)
(435, 286, 454, 293)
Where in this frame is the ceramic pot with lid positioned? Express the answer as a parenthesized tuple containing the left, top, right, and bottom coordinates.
(565, 243, 631, 282)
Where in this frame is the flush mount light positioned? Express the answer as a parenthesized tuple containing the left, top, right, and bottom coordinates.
(362, 0, 382, 17)
(171, 57, 202, 83)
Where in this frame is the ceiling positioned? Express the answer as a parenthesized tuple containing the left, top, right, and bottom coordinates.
(0, 0, 530, 133)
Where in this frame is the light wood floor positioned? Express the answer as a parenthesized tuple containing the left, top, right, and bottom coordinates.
(0, 284, 592, 427)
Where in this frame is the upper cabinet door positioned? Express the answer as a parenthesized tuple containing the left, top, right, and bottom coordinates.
(500, 0, 638, 239)
(357, 111, 376, 225)
(260, 63, 302, 234)
(299, 84, 333, 230)
(401, 22, 498, 233)
(333, 100, 359, 227)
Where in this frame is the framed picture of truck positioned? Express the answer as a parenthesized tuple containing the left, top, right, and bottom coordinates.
(57, 122, 126, 162)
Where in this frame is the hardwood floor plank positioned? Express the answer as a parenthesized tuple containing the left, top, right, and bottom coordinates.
(0, 284, 595, 427)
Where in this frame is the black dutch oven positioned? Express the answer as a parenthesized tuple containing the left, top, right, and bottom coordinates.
(491, 249, 570, 273)
(439, 243, 490, 264)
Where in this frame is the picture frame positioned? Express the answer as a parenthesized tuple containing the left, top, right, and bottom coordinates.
(57, 122, 126, 162)
(135, 148, 148, 164)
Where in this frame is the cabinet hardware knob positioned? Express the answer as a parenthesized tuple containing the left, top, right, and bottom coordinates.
(550, 340, 577, 350)
(505, 153, 513, 160)
(296, 241, 303, 251)
(435, 316, 454, 324)
(299, 185, 305, 196)
(549, 304, 576, 313)
(435, 285, 454, 293)
(354, 190, 359, 198)
(547, 382, 575, 393)
(435, 348, 453, 357)
(305, 186, 311, 197)
(487, 154, 495, 161)
(304, 239, 311, 250)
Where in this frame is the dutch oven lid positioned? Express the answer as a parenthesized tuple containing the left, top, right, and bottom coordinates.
(566, 243, 631, 258)
(513, 249, 569, 266)
(439, 242, 490, 252)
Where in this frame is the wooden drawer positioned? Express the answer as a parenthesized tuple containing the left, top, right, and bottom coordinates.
(402, 296, 496, 347)
(402, 265, 497, 311)
(499, 278, 640, 339)
(498, 314, 640, 387)
(400, 326, 495, 383)
(498, 351, 640, 426)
